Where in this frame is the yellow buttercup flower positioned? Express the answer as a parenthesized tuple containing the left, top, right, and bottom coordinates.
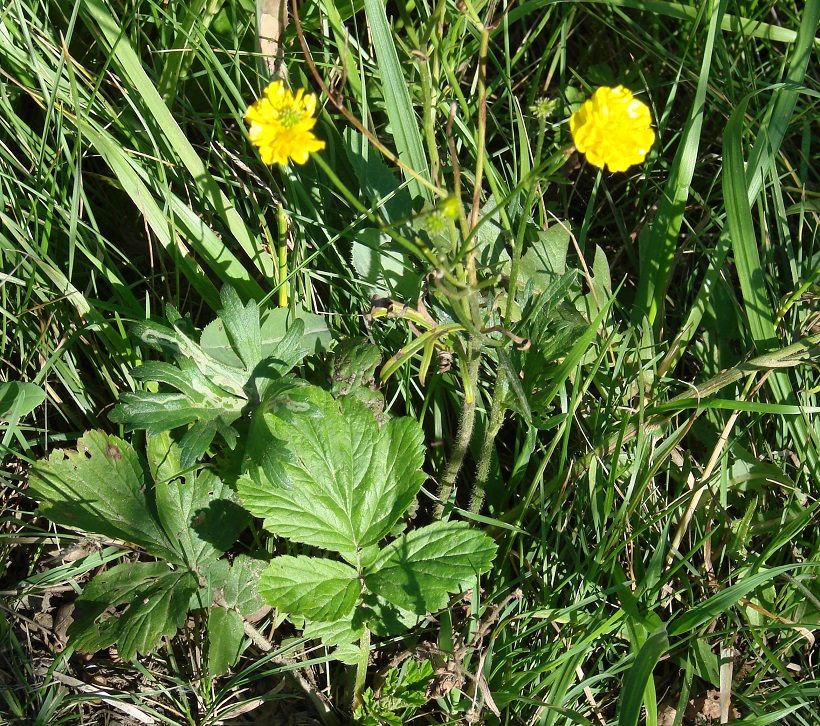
(569, 86, 655, 173)
(245, 81, 326, 166)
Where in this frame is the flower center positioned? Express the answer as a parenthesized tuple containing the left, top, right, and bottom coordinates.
(280, 107, 303, 129)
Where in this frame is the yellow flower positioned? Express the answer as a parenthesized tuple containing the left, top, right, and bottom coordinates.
(245, 81, 326, 166)
(569, 86, 655, 173)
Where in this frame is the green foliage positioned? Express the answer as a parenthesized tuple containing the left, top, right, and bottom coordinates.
(238, 387, 497, 652)
(354, 659, 436, 725)
(27, 431, 250, 665)
(5, 0, 820, 721)
(0, 382, 45, 421)
(110, 286, 330, 468)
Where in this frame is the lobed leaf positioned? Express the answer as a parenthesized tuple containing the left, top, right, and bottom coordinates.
(68, 562, 198, 661)
(27, 431, 177, 562)
(148, 433, 249, 569)
(259, 555, 361, 622)
(238, 388, 426, 563)
(365, 521, 497, 615)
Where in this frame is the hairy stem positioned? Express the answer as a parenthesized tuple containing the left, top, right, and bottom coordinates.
(352, 625, 371, 711)
(470, 371, 508, 513)
(434, 344, 481, 518)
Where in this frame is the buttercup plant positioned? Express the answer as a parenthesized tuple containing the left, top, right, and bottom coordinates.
(12, 0, 814, 721)
(24, 286, 497, 709)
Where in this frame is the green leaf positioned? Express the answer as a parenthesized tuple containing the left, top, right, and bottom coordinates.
(208, 555, 268, 616)
(668, 562, 820, 637)
(130, 318, 247, 398)
(618, 626, 669, 726)
(201, 306, 331, 368)
(343, 129, 414, 224)
(0, 381, 46, 420)
(112, 289, 330, 466)
(148, 433, 249, 568)
(207, 607, 246, 676)
(363, 0, 430, 201)
(201, 556, 267, 675)
(302, 617, 366, 659)
(68, 562, 198, 661)
(238, 388, 426, 562)
(517, 223, 571, 292)
(27, 432, 176, 562)
(351, 228, 422, 299)
(365, 521, 497, 615)
(216, 285, 262, 372)
(259, 556, 361, 621)
(362, 593, 420, 636)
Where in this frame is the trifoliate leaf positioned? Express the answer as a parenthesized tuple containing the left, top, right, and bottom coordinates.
(259, 555, 361, 621)
(68, 562, 198, 661)
(238, 387, 426, 563)
(365, 521, 497, 615)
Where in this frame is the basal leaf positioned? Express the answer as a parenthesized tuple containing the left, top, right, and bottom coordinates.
(216, 285, 262, 373)
(27, 431, 176, 562)
(365, 521, 497, 615)
(259, 555, 361, 622)
(179, 419, 220, 468)
(148, 433, 250, 567)
(201, 306, 331, 370)
(111, 353, 245, 453)
(207, 607, 246, 676)
(237, 387, 426, 562)
(68, 561, 198, 661)
(131, 318, 247, 398)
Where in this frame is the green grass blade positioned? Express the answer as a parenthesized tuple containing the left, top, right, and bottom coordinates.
(745, 0, 820, 201)
(81, 0, 273, 289)
(668, 562, 820, 637)
(508, 0, 820, 47)
(617, 626, 668, 726)
(723, 93, 777, 350)
(633, 0, 724, 326)
(363, 0, 431, 201)
(79, 120, 223, 309)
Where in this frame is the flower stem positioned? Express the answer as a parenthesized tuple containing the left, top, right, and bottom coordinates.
(434, 342, 481, 519)
(311, 154, 443, 272)
(276, 203, 289, 308)
(470, 370, 508, 513)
